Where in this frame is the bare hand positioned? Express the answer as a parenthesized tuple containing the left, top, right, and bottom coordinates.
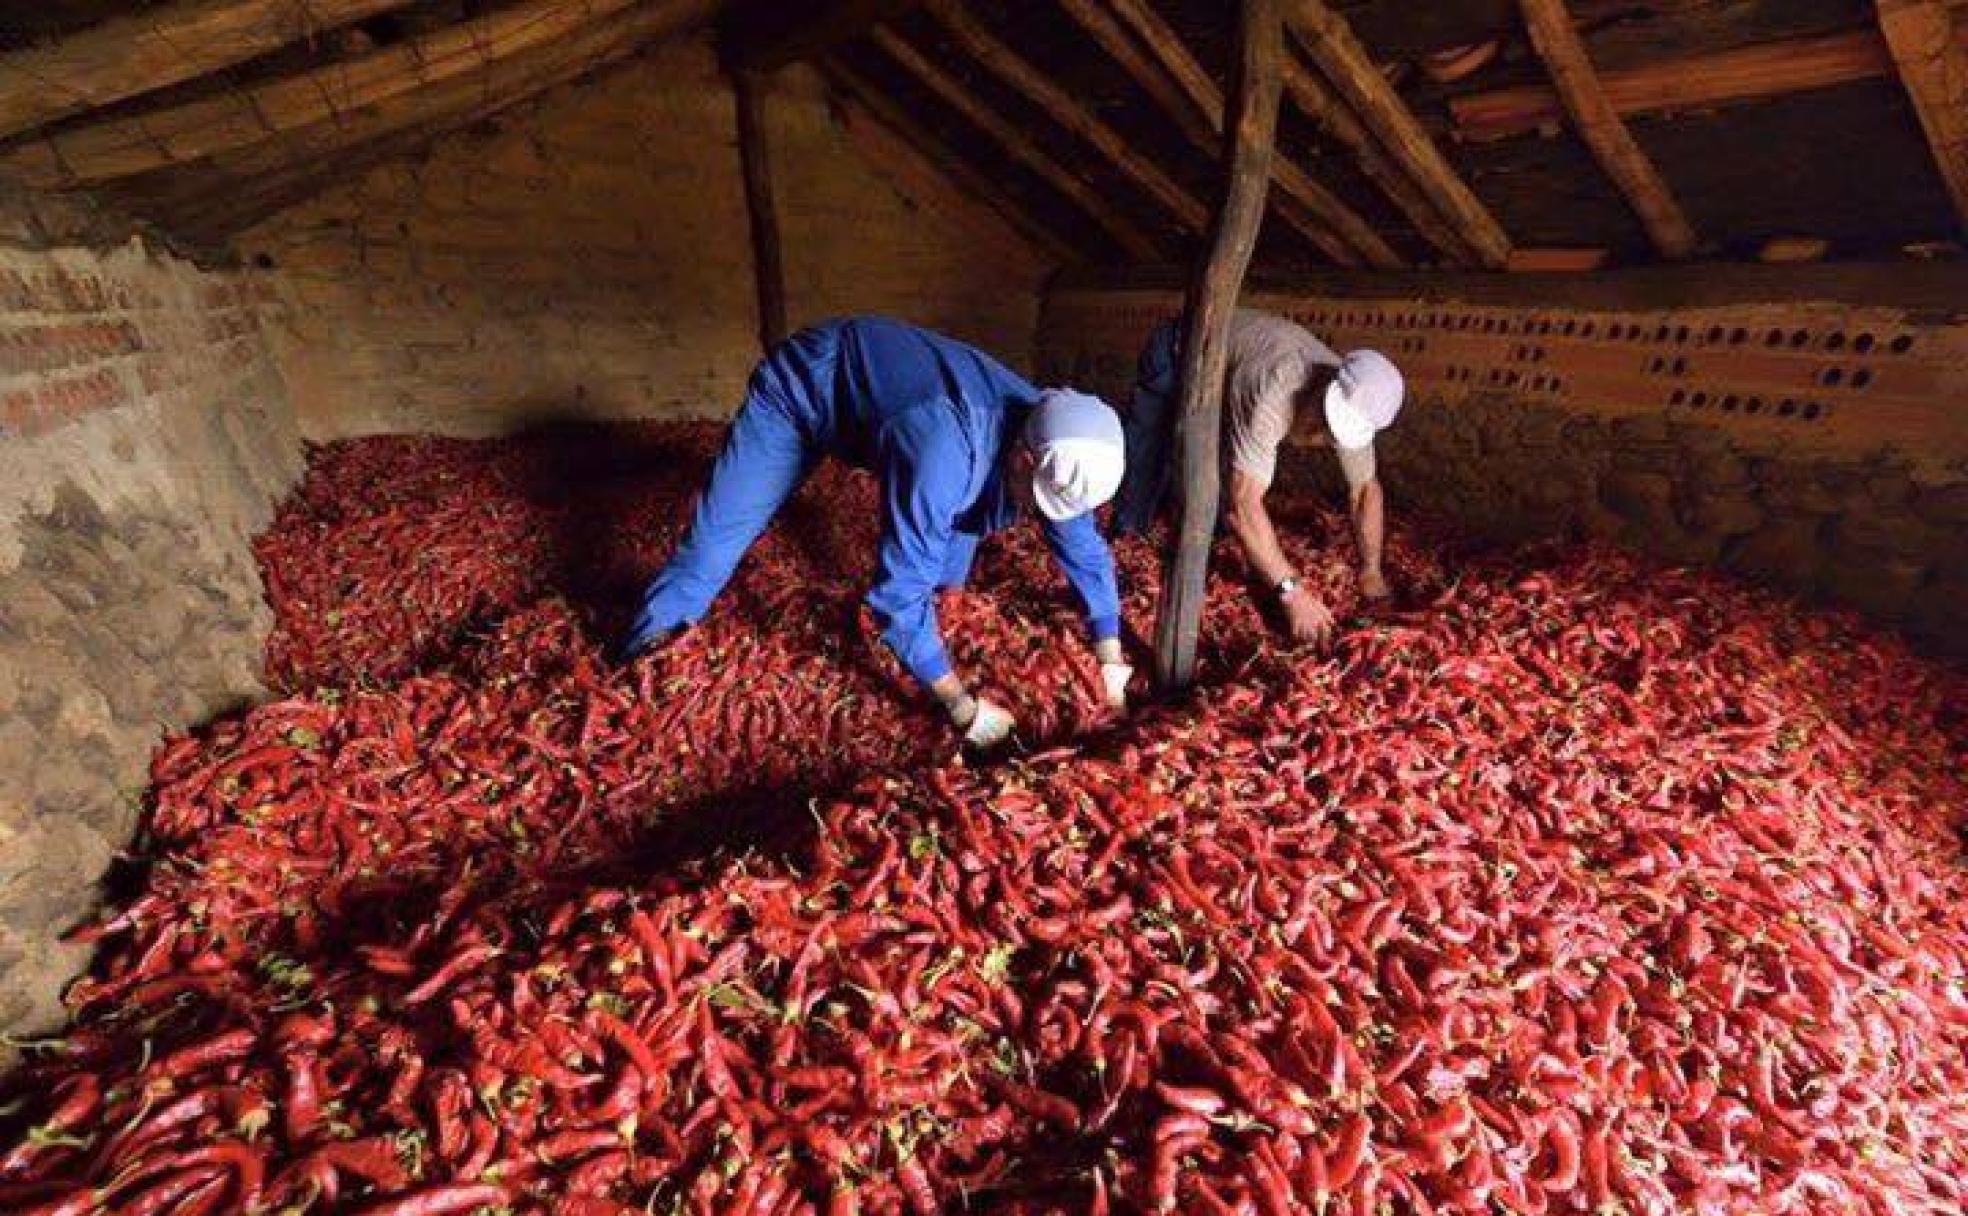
(1359, 567, 1391, 602)
(1283, 590, 1336, 647)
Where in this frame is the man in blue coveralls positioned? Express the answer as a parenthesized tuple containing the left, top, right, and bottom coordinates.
(617, 317, 1133, 750)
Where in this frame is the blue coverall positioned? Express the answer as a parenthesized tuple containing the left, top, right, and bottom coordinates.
(623, 318, 1121, 686)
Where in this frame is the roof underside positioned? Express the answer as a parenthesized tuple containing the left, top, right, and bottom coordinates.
(0, 0, 1961, 270)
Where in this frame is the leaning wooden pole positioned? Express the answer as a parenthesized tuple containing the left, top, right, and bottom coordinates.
(733, 71, 789, 352)
(1153, 0, 1284, 691)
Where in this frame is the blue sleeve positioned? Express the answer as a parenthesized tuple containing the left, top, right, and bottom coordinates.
(865, 406, 971, 685)
(1042, 512, 1121, 643)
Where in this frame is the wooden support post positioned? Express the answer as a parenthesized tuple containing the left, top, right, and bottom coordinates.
(1075, 0, 1397, 268)
(1289, 0, 1513, 268)
(1879, 0, 1968, 232)
(820, 60, 1081, 265)
(1518, 0, 1697, 259)
(922, 0, 1208, 233)
(870, 26, 1163, 260)
(1153, 0, 1284, 692)
(0, 0, 421, 142)
(734, 72, 790, 352)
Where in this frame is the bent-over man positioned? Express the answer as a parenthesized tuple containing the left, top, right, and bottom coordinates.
(619, 316, 1132, 749)
(1113, 308, 1404, 646)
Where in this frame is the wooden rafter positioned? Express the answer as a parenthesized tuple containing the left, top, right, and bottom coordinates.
(2, 0, 720, 190)
(1288, 0, 1512, 268)
(117, 1, 709, 242)
(1052, 0, 1217, 151)
(1448, 27, 1968, 142)
(1278, 54, 1478, 264)
(820, 59, 1079, 264)
(1084, 0, 1399, 268)
(1879, 0, 1968, 231)
(922, 0, 1206, 234)
(868, 25, 1163, 260)
(1518, 0, 1697, 259)
(723, 0, 921, 73)
(1156, 0, 1284, 690)
(0, 0, 421, 143)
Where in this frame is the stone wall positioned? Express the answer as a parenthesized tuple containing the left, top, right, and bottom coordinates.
(1037, 269, 1968, 657)
(0, 188, 301, 1044)
(242, 35, 1051, 441)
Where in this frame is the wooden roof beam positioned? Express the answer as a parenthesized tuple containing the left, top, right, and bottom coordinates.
(868, 25, 1164, 260)
(722, 0, 921, 73)
(1052, 0, 1217, 152)
(1081, 0, 1400, 269)
(1879, 0, 1968, 232)
(0, 0, 421, 143)
(117, 1, 708, 242)
(922, 0, 1209, 237)
(1518, 0, 1697, 259)
(1278, 54, 1479, 264)
(1449, 28, 1947, 142)
(1288, 0, 1513, 268)
(2, 0, 721, 190)
(820, 59, 1079, 265)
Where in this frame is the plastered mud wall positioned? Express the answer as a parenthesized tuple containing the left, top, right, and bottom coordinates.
(1038, 269, 1968, 656)
(0, 191, 300, 1044)
(242, 35, 1050, 440)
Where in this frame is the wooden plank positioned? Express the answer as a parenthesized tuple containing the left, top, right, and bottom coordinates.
(820, 59, 1080, 265)
(1288, 0, 1513, 268)
(1505, 246, 1610, 272)
(0, 0, 421, 143)
(734, 72, 789, 351)
(869, 25, 1164, 260)
(1154, 0, 1285, 691)
(1879, 0, 1968, 232)
(922, 0, 1207, 233)
(4, 0, 720, 189)
(723, 0, 920, 72)
(1518, 0, 1698, 259)
(1278, 53, 1480, 264)
(118, 2, 701, 242)
(1088, 0, 1397, 268)
(1450, 28, 1911, 142)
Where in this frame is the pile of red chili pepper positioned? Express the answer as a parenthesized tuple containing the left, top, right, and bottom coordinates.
(4, 422, 1966, 1216)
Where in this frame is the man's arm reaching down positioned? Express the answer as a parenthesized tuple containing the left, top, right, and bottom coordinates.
(1225, 469, 1334, 647)
(1352, 475, 1388, 600)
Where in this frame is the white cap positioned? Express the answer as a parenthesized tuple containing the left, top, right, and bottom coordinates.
(1024, 388, 1124, 522)
(1323, 349, 1405, 451)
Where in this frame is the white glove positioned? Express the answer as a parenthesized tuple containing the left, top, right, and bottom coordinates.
(1099, 662, 1133, 711)
(963, 700, 1017, 749)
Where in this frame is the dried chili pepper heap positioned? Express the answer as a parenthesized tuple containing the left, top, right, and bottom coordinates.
(3, 422, 1965, 1216)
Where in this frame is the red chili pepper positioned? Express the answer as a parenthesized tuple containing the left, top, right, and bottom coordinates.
(350, 1182, 510, 1216)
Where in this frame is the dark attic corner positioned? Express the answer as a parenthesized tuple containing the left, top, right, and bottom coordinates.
(0, 1, 1963, 1213)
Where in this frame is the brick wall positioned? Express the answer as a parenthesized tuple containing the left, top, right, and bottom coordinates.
(0, 188, 301, 1048)
(1037, 274, 1968, 656)
(242, 35, 1051, 440)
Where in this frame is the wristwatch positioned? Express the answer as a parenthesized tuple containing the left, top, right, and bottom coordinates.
(1274, 575, 1300, 601)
